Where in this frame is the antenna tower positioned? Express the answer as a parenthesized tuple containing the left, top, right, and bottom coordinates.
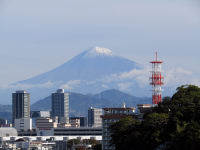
(150, 52, 164, 104)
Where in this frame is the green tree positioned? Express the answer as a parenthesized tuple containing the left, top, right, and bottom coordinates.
(92, 144, 102, 150)
(110, 85, 200, 150)
(109, 116, 146, 150)
(168, 121, 200, 150)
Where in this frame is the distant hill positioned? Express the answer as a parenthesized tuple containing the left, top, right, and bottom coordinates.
(31, 89, 151, 116)
(0, 89, 151, 120)
(93, 89, 150, 106)
(0, 104, 12, 122)
(31, 92, 108, 116)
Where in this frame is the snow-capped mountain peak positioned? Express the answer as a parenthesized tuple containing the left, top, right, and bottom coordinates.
(9, 46, 142, 104)
(84, 46, 114, 57)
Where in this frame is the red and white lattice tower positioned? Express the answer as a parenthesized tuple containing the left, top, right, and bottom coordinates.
(150, 52, 164, 105)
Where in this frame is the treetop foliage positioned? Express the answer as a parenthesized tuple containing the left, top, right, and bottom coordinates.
(109, 85, 200, 150)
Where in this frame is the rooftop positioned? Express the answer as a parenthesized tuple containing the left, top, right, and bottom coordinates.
(0, 127, 18, 137)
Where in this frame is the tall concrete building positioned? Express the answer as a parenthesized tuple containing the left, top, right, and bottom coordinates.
(88, 107, 102, 127)
(51, 89, 69, 123)
(101, 106, 136, 150)
(12, 90, 30, 124)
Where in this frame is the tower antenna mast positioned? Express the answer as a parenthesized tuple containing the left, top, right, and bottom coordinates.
(150, 52, 164, 104)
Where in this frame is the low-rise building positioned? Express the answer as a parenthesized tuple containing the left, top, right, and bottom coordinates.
(54, 127, 102, 136)
(0, 136, 101, 150)
(36, 118, 57, 136)
(31, 111, 51, 128)
(0, 128, 18, 137)
(137, 104, 152, 119)
(70, 117, 87, 127)
(14, 118, 32, 131)
(57, 123, 71, 128)
(69, 118, 80, 127)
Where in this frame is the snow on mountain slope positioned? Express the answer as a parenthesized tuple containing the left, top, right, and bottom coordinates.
(83, 46, 114, 57)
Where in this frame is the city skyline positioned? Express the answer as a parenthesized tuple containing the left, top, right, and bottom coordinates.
(1, 1, 199, 149)
(0, 0, 199, 97)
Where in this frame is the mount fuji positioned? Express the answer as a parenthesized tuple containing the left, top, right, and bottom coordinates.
(2, 46, 150, 104)
(18, 46, 141, 84)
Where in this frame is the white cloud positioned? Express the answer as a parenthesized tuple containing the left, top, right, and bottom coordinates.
(119, 69, 147, 79)
(101, 84, 108, 89)
(119, 68, 149, 88)
(60, 80, 81, 90)
(118, 82, 132, 91)
(100, 68, 149, 89)
(86, 81, 96, 85)
(99, 74, 119, 83)
(165, 67, 195, 87)
(176, 67, 192, 75)
(100, 66, 199, 92)
(0, 66, 198, 97)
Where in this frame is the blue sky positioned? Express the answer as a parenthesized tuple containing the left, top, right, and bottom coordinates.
(0, 0, 200, 87)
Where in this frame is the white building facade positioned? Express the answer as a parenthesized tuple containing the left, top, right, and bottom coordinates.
(14, 118, 32, 131)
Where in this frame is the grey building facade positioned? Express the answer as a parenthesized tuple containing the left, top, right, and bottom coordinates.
(101, 107, 136, 150)
(51, 89, 69, 123)
(12, 91, 30, 124)
(88, 107, 102, 127)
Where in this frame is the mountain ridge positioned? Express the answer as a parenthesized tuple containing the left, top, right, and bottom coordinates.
(0, 89, 151, 122)
(31, 89, 151, 116)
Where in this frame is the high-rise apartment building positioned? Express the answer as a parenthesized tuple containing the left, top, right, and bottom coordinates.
(51, 89, 69, 123)
(88, 107, 102, 127)
(12, 90, 30, 124)
(101, 106, 136, 150)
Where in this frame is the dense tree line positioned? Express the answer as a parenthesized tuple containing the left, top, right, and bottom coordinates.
(110, 85, 200, 150)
